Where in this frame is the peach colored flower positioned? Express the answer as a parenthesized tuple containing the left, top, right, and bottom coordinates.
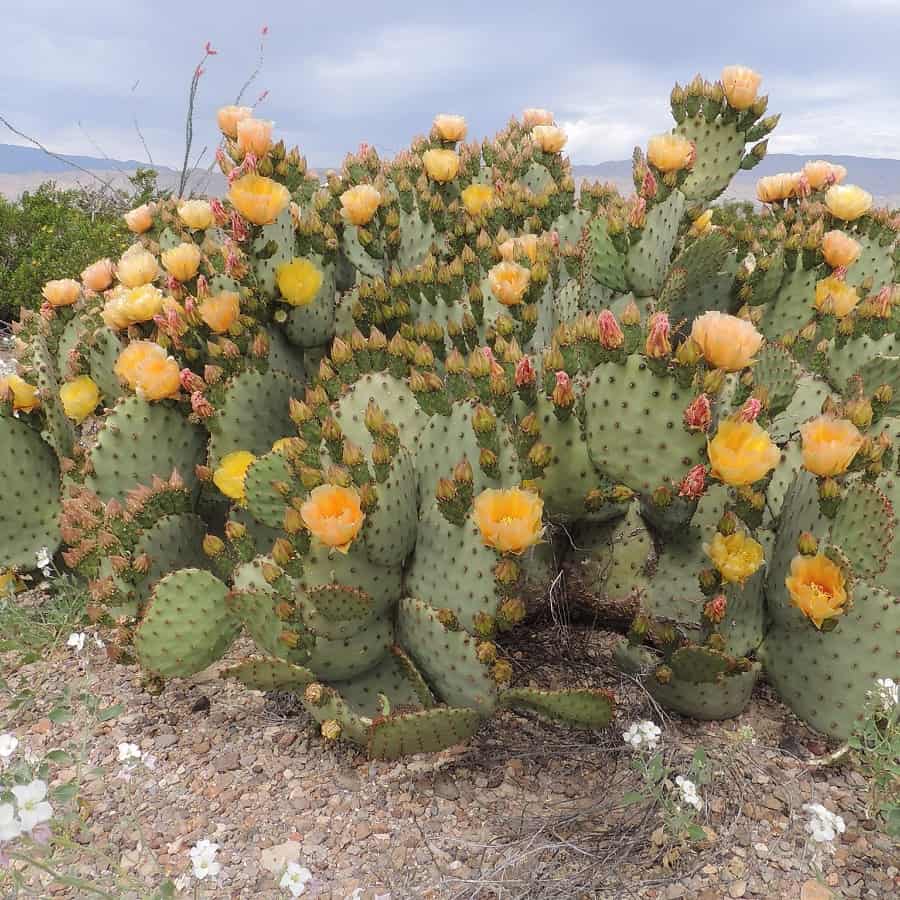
(785, 554, 847, 629)
(825, 185, 872, 221)
(236, 118, 273, 157)
(461, 183, 494, 216)
(814, 276, 859, 317)
(0, 374, 40, 412)
(705, 531, 765, 584)
(422, 148, 460, 183)
(114, 341, 167, 388)
(803, 160, 847, 191)
(690, 311, 763, 372)
(217, 105, 252, 138)
(228, 174, 291, 226)
(708, 419, 780, 486)
(523, 108, 554, 127)
(59, 376, 100, 423)
(340, 185, 381, 226)
(473, 488, 544, 555)
(821, 230, 861, 268)
(433, 114, 467, 142)
(721, 65, 762, 110)
(647, 134, 695, 172)
(161, 242, 202, 282)
(81, 259, 114, 292)
(531, 125, 567, 153)
(178, 199, 214, 230)
(800, 417, 864, 477)
(199, 291, 240, 333)
(116, 245, 159, 288)
(488, 261, 530, 306)
(300, 484, 366, 553)
(124, 203, 154, 234)
(41, 279, 81, 308)
(756, 173, 800, 203)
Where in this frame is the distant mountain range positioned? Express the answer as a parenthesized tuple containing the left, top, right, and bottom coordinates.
(1, 143, 897, 206)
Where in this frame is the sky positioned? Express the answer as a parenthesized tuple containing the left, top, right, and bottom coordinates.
(3, 0, 900, 171)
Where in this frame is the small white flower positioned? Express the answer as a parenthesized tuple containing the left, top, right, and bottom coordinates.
(873, 677, 899, 709)
(280, 861, 313, 897)
(0, 734, 18, 759)
(141, 753, 158, 771)
(117, 742, 142, 763)
(11, 780, 53, 832)
(804, 802, 846, 843)
(0, 802, 22, 841)
(189, 839, 221, 880)
(675, 775, 702, 811)
(67, 632, 86, 652)
(94, 635, 105, 649)
(623, 719, 661, 751)
(34, 548, 51, 570)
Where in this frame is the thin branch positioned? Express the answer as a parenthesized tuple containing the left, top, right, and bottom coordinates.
(234, 26, 269, 105)
(76, 121, 127, 175)
(178, 42, 218, 199)
(132, 117, 154, 167)
(0, 115, 118, 193)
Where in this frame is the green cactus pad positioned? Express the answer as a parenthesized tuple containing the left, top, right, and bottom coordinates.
(368, 707, 483, 760)
(664, 231, 731, 325)
(332, 372, 425, 454)
(761, 581, 899, 738)
(89, 327, 123, 402)
(397, 596, 498, 714)
(134, 569, 239, 677)
(208, 369, 303, 467)
(760, 261, 817, 341)
(397, 207, 438, 269)
(341, 225, 384, 279)
(500, 687, 615, 728)
(252, 207, 295, 298)
(330, 648, 435, 716)
(56, 317, 86, 377)
(32, 334, 74, 458)
(828, 334, 898, 397)
(304, 583, 373, 622)
(584, 354, 706, 492)
(766, 441, 803, 519)
(843, 234, 895, 295)
(363, 447, 418, 567)
(131, 512, 209, 610)
(281, 256, 336, 349)
(404, 502, 502, 632)
(768, 376, 833, 444)
(669, 645, 732, 683)
(244, 451, 295, 528)
(752, 342, 801, 419)
(86, 396, 205, 501)
(624, 191, 685, 297)
(265, 327, 307, 382)
(0, 417, 61, 568)
(222, 656, 316, 692)
(676, 116, 748, 203)
(652, 665, 760, 720)
(830, 482, 894, 580)
(588, 217, 628, 293)
(552, 207, 590, 246)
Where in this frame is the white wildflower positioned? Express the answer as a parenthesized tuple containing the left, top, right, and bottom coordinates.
(189, 838, 221, 880)
(0, 803, 22, 841)
(0, 734, 18, 759)
(675, 775, 702, 810)
(11, 780, 53, 832)
(34, 548, 51, 574)
(872, 677, 898, 710)
(804, 802, 846, 843)
(280, 861, 313, 896)
(66, 632, 86, 652)
(623, 719, 662, 751)
(117, 742, 142, 763)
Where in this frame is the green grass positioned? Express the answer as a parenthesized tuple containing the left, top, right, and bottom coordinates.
(0, 576, 89, 666)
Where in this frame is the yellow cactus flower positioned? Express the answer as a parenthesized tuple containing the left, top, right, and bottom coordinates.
(690, 209, 714, 236)
(433, 114, 467, 142)
(124, 203, 154, 234)
(473, 487, 544, 555)
(690, 311, 763, 372)
(531, 125, 567, 153)
(104, 284, 165, 329)
(422, 148, 460, 183)
(114, 341, 167, 388)
(216, 104, 252, 138)
(81, 258, 114, 292)
(340, 185, 381, 226)
(825, 184, 872, 221)
(498, 234, 539, 264)
(0, 373, 40, 412)
(161, 242, 202, 282)
(804, 160, 847, 191)
(300, 484, 365, 553)
(59, 376, 101, 423)
(213, 450, 258, 501)
(272, 437, 293, 454)
(721, 65, 762, 110)
(646, 134, 695, 173)
(133, 352, 181, 402)
(199, 291, 240, 333)
(0, 569, 22, 596)
(178, 199, 214, 230)
(228, 174, 291, 226)
(814, 276, 859, 317)
(236, 118, 273, 157)
(41, 278, 81, 308)
(523, 108, 554, 127)
(800, 416, 864, 477)
(276, 258, 324, 307)
(756, 172, 800, 203)
(785, 553, 847, 629)
(705, 531, 765, 584)
(461, 183, 494, 216)
(117, 245, 159, 288)
(708, 419, 780, 486)
(488, 261, 531, 307)
(821, 230, 861, 269)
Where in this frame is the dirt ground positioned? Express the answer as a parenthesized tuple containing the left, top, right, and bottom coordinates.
(1, 619, 897, 899)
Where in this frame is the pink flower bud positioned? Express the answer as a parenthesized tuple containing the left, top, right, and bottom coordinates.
(704, 594, 727, 624)
(738, 397, 762, 422)
(191, 391, 215, 418)
(210, 198, 228, 226)
(180, 368, 206, 393)
(196, 274, 209, 298)
(683, 393, 712, 432)
(597, 310, 624, 349)
(645, 312, 671, 359)
(515, 356, 536, 387)
(641, 168, 657, 200)
(230, 212, 249, 243)
(678, 464, 707, 499)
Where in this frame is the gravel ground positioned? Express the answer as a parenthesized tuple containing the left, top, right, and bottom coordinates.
(1, 621, 897, 899)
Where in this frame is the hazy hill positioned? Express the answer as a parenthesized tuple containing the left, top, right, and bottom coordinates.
(1, 143, 897, 206)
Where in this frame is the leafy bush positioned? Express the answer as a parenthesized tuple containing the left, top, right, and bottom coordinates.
(0, 169, 162, 322)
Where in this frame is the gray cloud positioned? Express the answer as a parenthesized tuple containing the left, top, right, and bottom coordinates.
(3, 0, 899, 170)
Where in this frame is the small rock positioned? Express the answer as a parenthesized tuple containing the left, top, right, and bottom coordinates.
(335, 771, 362, 792)
(155, 733, 178, 749)
(800, 879, 833, 900)
(190, 695, 211, 713)
(214, 752, 241, 773)
(260, 839, 302, 874)
(728, 880, 746, 898)
(434, 777, 460, 801)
